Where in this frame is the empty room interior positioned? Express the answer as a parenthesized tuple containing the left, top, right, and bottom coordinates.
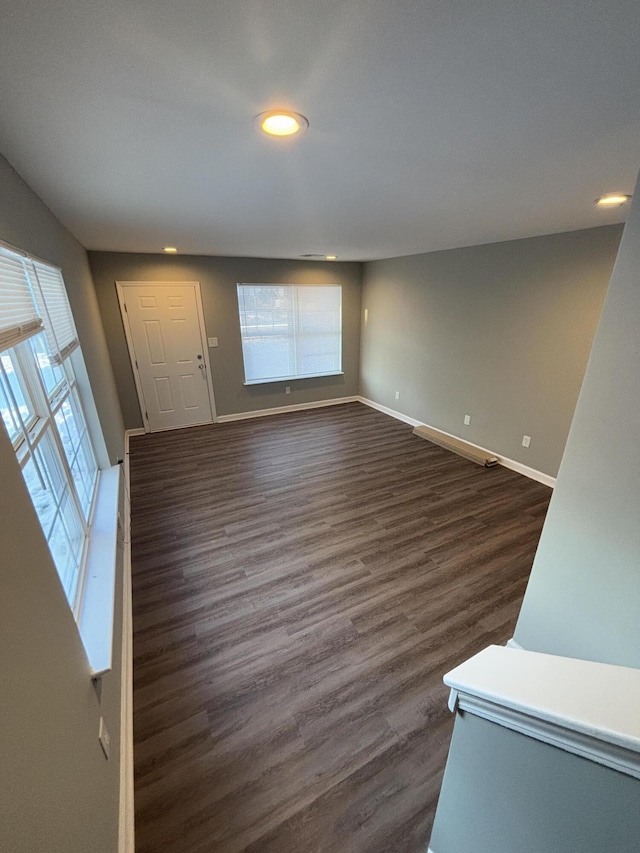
(1, 2, 640, 852)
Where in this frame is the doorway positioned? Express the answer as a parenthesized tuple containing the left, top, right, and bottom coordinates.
(116, 281, 216, 432)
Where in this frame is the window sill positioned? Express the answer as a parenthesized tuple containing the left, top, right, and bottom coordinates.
(244, 371, 344, 386)
(77, 465, 121, 677)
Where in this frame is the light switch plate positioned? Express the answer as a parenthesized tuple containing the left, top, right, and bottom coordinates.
(208, 337, 219, 348)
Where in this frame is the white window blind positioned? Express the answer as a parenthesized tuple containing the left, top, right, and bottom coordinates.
(237, 284, 342, 383)
(32, 261, 79, 363)
(0, 246, 43, 350)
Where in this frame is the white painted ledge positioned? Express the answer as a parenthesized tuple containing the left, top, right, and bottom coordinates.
(78, 465, 121, 677)
(444, 645, 640, 780)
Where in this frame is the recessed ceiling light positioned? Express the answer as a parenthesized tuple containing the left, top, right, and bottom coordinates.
(163, 246, 178, 253)
(257, 110, 309, 137)
(596, 193, 631, 208)
(326, 255, 337, 260)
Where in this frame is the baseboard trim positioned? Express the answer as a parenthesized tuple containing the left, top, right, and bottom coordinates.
(118, 432, 135, 853)
(506, 637, 524, 650)
(357, 397, 556, 488)
(216, 396, 359, 423)
(357, 396, 423, 427)
(498, 457, 556, 489)
(124, 427, 145, 438)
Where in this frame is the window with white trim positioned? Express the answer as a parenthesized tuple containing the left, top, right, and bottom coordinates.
(0, 244, 99, 615)
(237, 283, 342, 384)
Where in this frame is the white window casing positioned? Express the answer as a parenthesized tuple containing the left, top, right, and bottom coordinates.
(237, 283, 342, 384)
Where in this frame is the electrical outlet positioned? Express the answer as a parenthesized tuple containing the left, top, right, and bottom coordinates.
(522, 435, 531, 448)
(98, 717, 110, 760)
(285, 386, 291, 395)
(464, 414, 471, 425)
(395, 391, 400, 400)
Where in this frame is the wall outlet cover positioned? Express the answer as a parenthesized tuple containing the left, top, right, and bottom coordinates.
(464, 414, 471, 425)
(522, 435, 531, 448)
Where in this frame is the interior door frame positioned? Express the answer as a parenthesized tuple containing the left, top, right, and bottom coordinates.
(116, 280, 217, 432)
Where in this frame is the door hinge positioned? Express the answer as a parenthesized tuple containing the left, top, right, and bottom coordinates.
(123, 302, 128, 313)
(135, 360, 138, 369)
(145, 411, 148, 420)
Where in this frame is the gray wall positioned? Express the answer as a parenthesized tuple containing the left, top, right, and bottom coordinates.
(430, 177, 640, 852)
(0, 155, 125, 852)
(514, 175, 640, 667)
(0, 156, 125, 463)
(88, 251, 363, 429)
(430, 714, 640, 853)
(360, 226, 622, 478)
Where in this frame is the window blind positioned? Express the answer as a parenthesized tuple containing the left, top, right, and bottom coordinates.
(32, 261, 79, 363)
(0, 246, 43, 350)
(237, 283, 342, 383)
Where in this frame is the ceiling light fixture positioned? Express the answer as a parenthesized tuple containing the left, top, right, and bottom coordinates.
(257, 110, 309, 137)
(596, 193, 631, 208)
(163, 246, 178, 253)
(326, 255, 337, 260)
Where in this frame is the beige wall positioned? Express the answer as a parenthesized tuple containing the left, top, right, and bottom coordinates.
(0, 155, 125, 852)
(360, 225, 622, 477)
(89, 252, 363, 429)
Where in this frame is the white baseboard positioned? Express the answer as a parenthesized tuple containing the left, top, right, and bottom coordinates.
(498, 456, 556, 489)
(216, 396, 359, 423)
(506, 637, 525, 650)
(118, 432, 135, 853)
(124, 427, 145, 438)
(357, 397, 556, 488)
(357, 396, 423, 427)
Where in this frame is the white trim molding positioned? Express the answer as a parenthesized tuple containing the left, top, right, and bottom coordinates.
(444, 645, 640, 780)
(357, 397, 556, 488)
(506, 637, 524, 650)
(357, 396, 423, 427)
(118, 432, 135, 853)
(217, 396, 359, 423)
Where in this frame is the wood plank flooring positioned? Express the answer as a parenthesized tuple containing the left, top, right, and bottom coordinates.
(130, 402, 551, 853)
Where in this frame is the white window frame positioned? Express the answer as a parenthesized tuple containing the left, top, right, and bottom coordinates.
(0, 242, 119, 674)
(237, 282, 343, 385)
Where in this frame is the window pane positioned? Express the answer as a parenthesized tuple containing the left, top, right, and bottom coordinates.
(22, 455, 58, 538)
(0, 351, 34, 435)
(21, 431, 87, 604)
(237, 284, 341, 382)
(54, 389, 97, 518)
(28, 331, 64, 396)
(238, 285, 296, 381)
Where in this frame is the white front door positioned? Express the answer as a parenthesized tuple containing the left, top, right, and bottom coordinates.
(117, 282, 215, 432)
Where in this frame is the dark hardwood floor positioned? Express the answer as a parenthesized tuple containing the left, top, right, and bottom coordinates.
(130, 402, 551, 853)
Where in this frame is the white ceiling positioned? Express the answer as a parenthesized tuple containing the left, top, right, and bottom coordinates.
(1, 0, 639, 261)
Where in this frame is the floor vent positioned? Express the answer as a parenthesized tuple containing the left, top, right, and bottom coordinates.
(413, 424, 499, 468)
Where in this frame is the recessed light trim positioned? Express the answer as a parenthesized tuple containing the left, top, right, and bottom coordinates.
(163, 246, 178, 254)
(326, 255, 337, 260)
(257, 110, 309, 137)
(596, 193, 631, 208)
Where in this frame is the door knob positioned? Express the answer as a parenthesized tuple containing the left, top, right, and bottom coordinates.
(199, 364, 205, 370)
(197, 354, 203, 360)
